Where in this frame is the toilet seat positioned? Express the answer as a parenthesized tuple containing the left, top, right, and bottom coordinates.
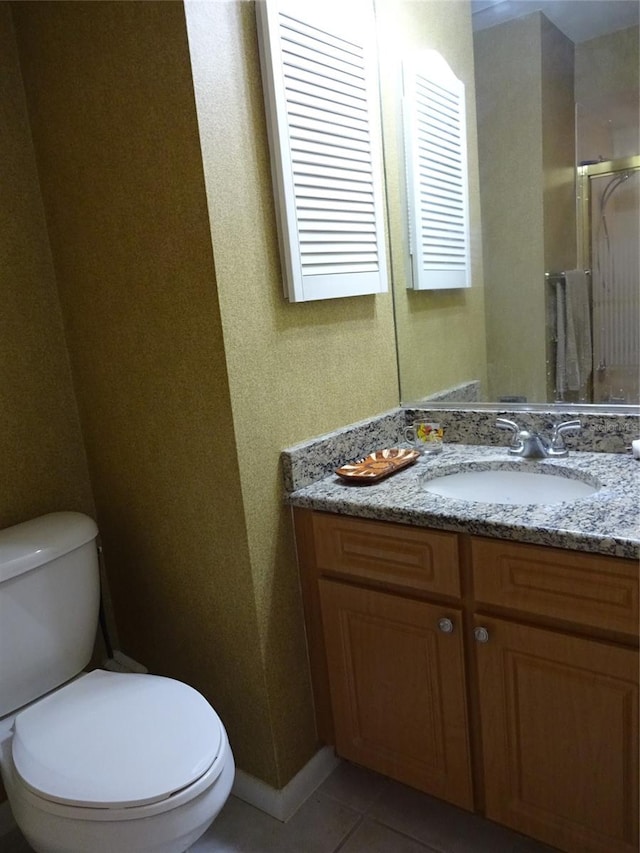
(12, 670, 225, 811)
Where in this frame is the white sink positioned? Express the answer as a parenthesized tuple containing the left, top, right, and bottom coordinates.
(422, 467, 599, 505)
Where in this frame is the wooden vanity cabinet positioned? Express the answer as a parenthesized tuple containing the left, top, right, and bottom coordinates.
(294, 509, 639, 853)
(294, 509, 473, 809)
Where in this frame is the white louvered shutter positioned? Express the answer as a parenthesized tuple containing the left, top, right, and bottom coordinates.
(403, 53, 471, 290)
(256, 0, 388, 302)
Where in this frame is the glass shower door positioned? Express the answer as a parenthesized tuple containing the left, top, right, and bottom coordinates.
(579, 157, 640, 403)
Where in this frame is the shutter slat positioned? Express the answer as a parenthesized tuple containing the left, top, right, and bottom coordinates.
(285, 78, 368, 114)
(293, 174, 375, 194)
(301, 251, 379, 264)
(303, 262, 379, 275)
(291, 137, 372, 165)
(301, 234, 378, 246)
(290, 127, 371, 155)
(292, 151, 373, 175)
(300, 223, 377, 235)
(287, 114, 370, 146)
(296, 190, 376, 208)
(284, 64, 367, 102)
(286, 99, 369, 132)
(281, 43, 364, 83)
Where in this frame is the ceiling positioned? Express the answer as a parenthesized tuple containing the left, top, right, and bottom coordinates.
(471, 0, 640, 42)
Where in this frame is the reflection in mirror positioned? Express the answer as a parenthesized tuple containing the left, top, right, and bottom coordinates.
(402, 50, 472, 291)
(581, 157, 640, 403)
(376, 0, 639, 408)
(376, 0, 487, 405)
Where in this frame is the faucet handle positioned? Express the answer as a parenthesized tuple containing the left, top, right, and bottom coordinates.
(495, 418, 522, 448)
(555, 419, 581, 434)
(550, 419, 581, 455)
(553, 419, 581, 441)
(496, 417, 520, 433)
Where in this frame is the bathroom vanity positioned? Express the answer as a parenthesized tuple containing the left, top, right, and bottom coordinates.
(286, 435, 640, 853)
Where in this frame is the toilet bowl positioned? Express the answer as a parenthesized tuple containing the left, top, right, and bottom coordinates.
(0, 512, 235, 852)
(1, 670, 235, 853)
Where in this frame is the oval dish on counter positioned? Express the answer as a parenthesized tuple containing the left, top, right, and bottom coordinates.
(336, 448, 419, 484)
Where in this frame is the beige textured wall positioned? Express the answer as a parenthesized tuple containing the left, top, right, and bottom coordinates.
(475, 15, 547, 402)
(376, 0, 488, 404)
(575, 27, 639, 162)
(541, 20, 576, 272)
(0, 3, 94, 527)
(184, 0, 399, 783)
(541, 18, 576, 398)
(475, 13, 576, 403)
(575, 26, 639, 101)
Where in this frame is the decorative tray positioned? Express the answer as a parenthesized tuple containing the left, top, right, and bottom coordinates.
(335, 448, 420, 484)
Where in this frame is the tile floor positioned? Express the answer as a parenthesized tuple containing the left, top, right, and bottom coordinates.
(3, 760, 557, 853)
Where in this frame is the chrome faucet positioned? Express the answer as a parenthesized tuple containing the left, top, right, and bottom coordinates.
(496, 418, 581, 459)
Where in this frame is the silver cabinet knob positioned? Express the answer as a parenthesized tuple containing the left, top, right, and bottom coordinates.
(438, 617, 454, 634)
(474, 626, 490, 643)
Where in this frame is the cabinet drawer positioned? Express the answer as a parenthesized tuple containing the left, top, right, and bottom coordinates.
(471, 537, 639, 638)
(312, 513, 460, 598)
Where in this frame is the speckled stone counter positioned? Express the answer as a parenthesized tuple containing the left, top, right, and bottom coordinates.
(284, 413, 640, 559)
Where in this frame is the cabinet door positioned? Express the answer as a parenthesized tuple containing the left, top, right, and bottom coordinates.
(474, 616, 639, 853)
(319, 578, 473, 809)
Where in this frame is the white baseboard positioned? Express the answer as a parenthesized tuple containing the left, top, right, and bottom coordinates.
(0, 799, 16, 837)
(232, 746, 340, 822)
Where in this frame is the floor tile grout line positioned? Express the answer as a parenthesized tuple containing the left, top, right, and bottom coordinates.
(331, 813, 366, 853)
(358, 776, 444, 848)
(331, 813, 450, 853)
(322, 770, 451, 851)
(367, 817, 448, 853)
(314, 788, 372, 815)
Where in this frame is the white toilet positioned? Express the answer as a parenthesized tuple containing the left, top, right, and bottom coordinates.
(0, 512, 235, 853)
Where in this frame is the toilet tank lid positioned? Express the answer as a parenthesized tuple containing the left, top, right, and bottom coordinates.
(0, 512, 98, 583)
(12, 670, 224, 809)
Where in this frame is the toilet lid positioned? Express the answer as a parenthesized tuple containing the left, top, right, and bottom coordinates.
(12, 669, 223, 808)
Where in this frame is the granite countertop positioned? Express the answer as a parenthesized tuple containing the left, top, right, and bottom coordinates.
(287, 444, 640, 559)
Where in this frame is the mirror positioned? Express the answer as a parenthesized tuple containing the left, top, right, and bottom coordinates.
(374, 0, 639, 408)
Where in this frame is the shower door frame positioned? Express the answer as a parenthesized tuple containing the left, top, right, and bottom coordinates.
(576, 154, 640, 403)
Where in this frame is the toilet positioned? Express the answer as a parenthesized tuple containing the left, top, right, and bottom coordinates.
(0, 512, 235, 853)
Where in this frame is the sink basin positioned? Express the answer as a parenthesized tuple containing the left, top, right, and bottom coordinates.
(422, 466, 599, 505)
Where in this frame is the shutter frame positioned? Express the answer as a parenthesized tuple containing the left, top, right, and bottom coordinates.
(256, 0, 388, 302)
(403, 52, 471, 290)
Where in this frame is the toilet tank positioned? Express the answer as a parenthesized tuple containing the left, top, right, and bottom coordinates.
(0, 512, 100, 717)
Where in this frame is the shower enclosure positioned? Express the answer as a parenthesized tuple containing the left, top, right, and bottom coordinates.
(577, 156, 640, 404)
